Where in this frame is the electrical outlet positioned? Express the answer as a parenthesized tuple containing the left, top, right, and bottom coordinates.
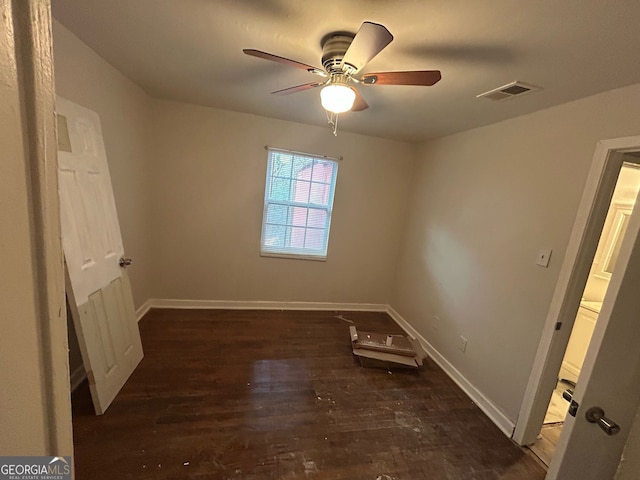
(432, 315, 440, 330)
(458, 336, 468, 353)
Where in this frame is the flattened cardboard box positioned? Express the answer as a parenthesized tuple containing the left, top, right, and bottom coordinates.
(349, 326, 426, 369)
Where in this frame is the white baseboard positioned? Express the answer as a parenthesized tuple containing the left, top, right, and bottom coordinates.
(386, 305, 515, 438)
(135, 299, 152, 322)
(143, 298, 388, 313)
(70, 365, 86, 392)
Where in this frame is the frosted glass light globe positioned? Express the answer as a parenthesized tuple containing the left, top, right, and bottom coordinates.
(320, 84, 356, 113)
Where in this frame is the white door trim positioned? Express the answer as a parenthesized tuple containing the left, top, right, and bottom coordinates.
(514, 135, 640, 446)
(10, 0, 73, 454)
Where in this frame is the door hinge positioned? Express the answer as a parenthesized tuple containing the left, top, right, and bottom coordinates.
(562, 389, 574, 403)
(569, 399, 580, 417)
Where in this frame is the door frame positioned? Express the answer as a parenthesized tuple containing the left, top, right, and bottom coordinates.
(8, 0, 73, 454)
(514, 135, 640, 447)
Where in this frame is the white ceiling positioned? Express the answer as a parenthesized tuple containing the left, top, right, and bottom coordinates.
(52, 0, 640, 143)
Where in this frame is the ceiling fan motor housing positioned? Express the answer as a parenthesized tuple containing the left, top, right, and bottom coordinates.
(321, 34, 355, 74)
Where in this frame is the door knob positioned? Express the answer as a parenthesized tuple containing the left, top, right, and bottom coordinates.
(585, 407, 621, 436)
(119, 257, 132, 268)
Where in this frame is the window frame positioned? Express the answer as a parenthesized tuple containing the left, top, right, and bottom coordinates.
(260, 148, 339, 261)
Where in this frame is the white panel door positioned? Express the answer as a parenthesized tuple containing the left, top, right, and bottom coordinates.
(548, 186, 640, 479)
(57, 96, 143, 415)
(57, 98, 123, 305)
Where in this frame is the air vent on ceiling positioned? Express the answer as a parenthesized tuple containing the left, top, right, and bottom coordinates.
(477, 81, 540, 101)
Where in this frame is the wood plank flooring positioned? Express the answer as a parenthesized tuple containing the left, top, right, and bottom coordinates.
(529, 424, 563, 467)
(71, 309, 546, 479)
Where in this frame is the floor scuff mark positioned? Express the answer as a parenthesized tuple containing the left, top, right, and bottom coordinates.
(303, 460, 318, 475)
(394, 411, 422, 433)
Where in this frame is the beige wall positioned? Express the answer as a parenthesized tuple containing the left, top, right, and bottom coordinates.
(52, 20, 153, 308)
(148, 100, 415, 303)
(391, 82, 640, 423)
(51, 20, 415, 306)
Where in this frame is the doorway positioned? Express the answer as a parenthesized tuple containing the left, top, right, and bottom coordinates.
(528, 163, 640, 466)
(514, 136, 640, 479)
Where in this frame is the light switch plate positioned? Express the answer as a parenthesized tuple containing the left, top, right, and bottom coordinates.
(536, 249, 552, 267)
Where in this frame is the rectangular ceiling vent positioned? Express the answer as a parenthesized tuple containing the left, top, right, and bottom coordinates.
(477, 81, 540, 101)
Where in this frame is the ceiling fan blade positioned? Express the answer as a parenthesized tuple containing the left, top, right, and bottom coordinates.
(350, 87, 369, 111)
(243, 49, 324, 75)
(341, 22, 393, 73)
(272, 82, 324, 95)
(361, 70, 442, 86)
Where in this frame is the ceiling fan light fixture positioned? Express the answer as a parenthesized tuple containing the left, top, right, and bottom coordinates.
(244, 21, 441, 135)
(320, 83, 356, 114)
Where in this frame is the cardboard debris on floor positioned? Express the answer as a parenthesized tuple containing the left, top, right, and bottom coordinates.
(349, 326, 426, 369)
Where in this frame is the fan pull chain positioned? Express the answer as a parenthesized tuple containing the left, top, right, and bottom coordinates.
(325, 110, 339, 136)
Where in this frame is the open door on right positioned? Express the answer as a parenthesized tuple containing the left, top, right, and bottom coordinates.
(547, 153, 640, 479)
(530, 163, 640, 467)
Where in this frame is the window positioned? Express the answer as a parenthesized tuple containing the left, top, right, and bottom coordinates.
(260, 148, 339, 260)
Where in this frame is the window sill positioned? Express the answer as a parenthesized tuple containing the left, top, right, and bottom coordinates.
(260, 251, 327, 262)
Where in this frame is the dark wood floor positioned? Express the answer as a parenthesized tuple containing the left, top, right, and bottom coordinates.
(72, 309, 546, 479)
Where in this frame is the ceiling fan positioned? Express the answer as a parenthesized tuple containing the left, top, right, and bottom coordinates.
(244, 21, 441, 135)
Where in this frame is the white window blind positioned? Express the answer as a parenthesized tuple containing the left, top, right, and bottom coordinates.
(260, 148, 339, 260)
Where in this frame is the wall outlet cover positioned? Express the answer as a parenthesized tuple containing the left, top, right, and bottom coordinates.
(536, 249, 552, 267)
